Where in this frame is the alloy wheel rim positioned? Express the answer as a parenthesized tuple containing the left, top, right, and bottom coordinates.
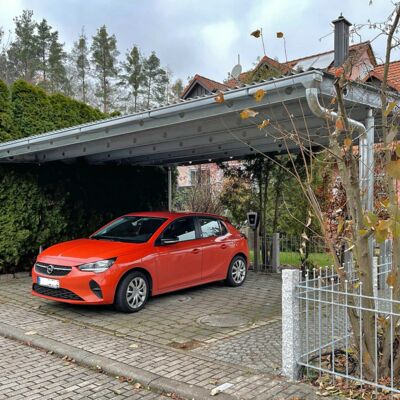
(126, 277, 147, 309)
(231, 259, 246, 283)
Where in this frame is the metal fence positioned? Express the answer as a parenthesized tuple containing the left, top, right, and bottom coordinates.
(283, 251, 400, 395)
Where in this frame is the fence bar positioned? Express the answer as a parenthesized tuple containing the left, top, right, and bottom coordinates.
(282, 269, 301, 380)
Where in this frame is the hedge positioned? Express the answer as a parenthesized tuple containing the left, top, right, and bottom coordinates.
(0, 80, 167, 273)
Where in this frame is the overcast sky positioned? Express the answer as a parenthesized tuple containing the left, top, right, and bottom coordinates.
(0, 0, 398, 84)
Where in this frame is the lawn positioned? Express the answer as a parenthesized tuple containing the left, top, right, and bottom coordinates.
(249, 250, 333, 268)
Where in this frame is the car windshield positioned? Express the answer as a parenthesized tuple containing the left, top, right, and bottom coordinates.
(91, 216, 166, 243)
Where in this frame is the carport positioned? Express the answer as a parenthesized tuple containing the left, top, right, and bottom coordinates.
(0, 69, 382, 211)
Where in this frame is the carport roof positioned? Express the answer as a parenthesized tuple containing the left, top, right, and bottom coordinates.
(0, 70, 383, 166)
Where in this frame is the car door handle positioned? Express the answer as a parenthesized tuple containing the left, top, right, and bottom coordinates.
(192, 248, 200, 254)
(220, 244, 228, 249)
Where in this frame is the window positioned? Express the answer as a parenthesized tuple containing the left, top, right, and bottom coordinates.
(91, 216, 166, 243)
(199, 217, 222, 238)
(161, 217, 196, 242)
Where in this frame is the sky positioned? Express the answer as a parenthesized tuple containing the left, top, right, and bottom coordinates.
(0, 0, 399, 85)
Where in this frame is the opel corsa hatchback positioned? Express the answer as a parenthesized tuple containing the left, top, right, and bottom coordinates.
(32, 212, 249, 312)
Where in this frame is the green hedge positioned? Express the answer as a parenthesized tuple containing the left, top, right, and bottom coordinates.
(0, 80, 167, 273)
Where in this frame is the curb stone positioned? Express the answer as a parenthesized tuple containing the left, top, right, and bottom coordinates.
(0, 321, 235, 400)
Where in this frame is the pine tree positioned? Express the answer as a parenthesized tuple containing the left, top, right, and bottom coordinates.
(36, 19, 52, 85)
(91, 25, 119, 113)
(120, 46, 145, 112)
(142, 51, 168, 108)
(48, 31, 67, 93)
(7, 10, 38, 82)
(71, 30, 90, 103)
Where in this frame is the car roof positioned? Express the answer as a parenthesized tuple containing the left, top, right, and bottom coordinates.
(124, 211, 228, 221)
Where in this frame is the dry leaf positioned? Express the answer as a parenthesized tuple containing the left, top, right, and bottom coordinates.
(386, 273, 397, 287)
(343, 137, 352, 150)
(214, 92, 224, 104)
(240, 108, 258, 119)
(24, 331, 37, 336)
(337, 217, 344, 234)
(276, 32, 284, 38)
(335, 117, 344, 131)
(251, 29, 261, 38)
(358, 229, 368, 236)
(253, 89, 266, 102)
(396, 144, 400, 158)
(335, 67, 344, 78)
(257, 119, 270, 129)
(386, 159, 400, 179)
(306, 216, 312, 227)
(330, 97, 337, 105)
(133, 382, 142, 389)
(384, 101, 397, 117)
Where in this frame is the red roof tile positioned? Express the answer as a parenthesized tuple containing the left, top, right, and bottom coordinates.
(181, 74, 230, 99)
(367, 60, 400, 91)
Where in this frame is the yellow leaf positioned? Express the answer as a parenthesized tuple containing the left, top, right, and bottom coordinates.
(364, 211, 378, 228)
(214, 92, 225, 104)
(257, 119, 270, 129)
(386, 159, 400, 179)
(384, 101, 397, 117)
(386, 273, 397, 288)
(396, 144, 400, 158)
(335, 117, 344, 131)
(240, 108, 258, 119)
(276, 32, 284, 38)
(253, 89, 266, 102)
(343, 137, 352, 150)
(358, 229, 368, 236)
(380, 198, 390, 208)
(376, 219, 391, 231)
(375, 229, 388, 244)
(251, 29, 261, 38)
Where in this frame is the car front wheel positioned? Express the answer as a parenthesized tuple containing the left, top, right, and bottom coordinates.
(226, 255, 247, 287)
(114, 271, 149, 313)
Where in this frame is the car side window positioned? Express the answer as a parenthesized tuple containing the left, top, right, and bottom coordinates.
(219, 220, 228, 235)
(199, 217, 222, 238)
(161, 217, 196, 242)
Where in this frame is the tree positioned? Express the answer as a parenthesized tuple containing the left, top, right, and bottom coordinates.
(142, 51, 168, 108)
(7, 10, 38, 82)
(36, 19, 53, 84)
(47, 31, 68, 93)
(71, 30, 90, 102)
(120, 45, 145, 112)
(91, 25, 119, 113)
(171, 78, 183, 100)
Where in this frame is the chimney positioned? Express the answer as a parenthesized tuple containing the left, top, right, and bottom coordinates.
(332, 14, 352, 67)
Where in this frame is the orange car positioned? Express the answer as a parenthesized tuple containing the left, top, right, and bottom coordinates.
(32, 212, 249, 312)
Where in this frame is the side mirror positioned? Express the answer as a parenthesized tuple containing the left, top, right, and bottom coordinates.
(160, 237, 179, 245)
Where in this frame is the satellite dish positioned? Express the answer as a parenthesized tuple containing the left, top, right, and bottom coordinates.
(231, 54, 242, 80)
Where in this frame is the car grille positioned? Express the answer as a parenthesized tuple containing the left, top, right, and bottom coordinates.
(32, 284, 83, 301)
(35, 262, 72, 277)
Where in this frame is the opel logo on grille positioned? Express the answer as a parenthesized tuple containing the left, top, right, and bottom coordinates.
(46, 265, 54, 275)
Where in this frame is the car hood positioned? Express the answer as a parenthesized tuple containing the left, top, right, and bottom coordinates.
(37, 238, 146, 266)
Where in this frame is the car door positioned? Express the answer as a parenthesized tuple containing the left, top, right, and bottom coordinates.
(197, 217, 232, 281)
(155, 216, 202, 291)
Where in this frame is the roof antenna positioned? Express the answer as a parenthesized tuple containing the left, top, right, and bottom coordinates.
(231, 54, 242, 81)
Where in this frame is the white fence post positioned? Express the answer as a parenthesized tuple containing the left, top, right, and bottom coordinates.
(282, 268, 301, 380)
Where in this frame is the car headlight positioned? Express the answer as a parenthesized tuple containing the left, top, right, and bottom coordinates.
(78, 258, 116, 273)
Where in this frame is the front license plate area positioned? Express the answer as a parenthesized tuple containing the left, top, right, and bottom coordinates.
(37, 277, 60, 289)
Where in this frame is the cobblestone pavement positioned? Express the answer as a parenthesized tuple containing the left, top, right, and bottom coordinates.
(0, 272, 327, 399)
(0, 336, 167, 400)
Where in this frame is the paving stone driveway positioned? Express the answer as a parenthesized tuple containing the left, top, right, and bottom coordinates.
(0, 272, 324, 399)
(0, 271, 282, 371)
(0, 336, 167, 400)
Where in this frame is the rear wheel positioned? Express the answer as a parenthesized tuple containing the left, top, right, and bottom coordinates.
(225, 255, 247, 287)
(114, 271, 149, 313)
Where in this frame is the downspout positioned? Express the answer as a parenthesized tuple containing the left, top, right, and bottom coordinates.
(305, 87, 366, 136)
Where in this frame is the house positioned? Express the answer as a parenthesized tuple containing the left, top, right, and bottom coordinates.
(177, 41, 398, 190)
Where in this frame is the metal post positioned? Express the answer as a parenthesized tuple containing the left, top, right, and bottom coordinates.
(272, 232, 280, 272)
(360, 108, 374, 259)
(253, 227, 259, 272)
(167, 166, 172, 212)
(282, 269, 301, 380)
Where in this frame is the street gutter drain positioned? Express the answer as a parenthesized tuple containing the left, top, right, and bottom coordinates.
(197, 314, 250, 328)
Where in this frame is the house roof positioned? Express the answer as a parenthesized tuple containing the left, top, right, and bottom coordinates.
(191, 41, 379, 95)
(181, 74, 230, 99)
(366, 60, 400, 91)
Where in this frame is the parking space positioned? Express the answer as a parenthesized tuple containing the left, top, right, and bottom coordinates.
(0, 272, 282, 370)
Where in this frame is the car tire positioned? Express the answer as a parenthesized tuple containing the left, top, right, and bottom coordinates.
(114, 271, 150, 313)
(225, 255, 247, 287)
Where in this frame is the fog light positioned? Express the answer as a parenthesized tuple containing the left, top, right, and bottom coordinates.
(89, 280, 103, 299)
